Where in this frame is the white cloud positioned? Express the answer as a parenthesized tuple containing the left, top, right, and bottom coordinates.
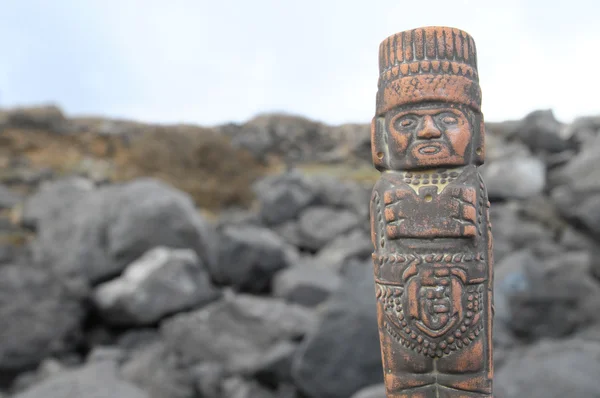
(0, 0, 598, 125)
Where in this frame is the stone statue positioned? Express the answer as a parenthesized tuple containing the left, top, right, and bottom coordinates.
(370, 26, 494, 397)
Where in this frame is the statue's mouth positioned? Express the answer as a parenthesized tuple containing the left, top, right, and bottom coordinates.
(417, 144, 442, 155)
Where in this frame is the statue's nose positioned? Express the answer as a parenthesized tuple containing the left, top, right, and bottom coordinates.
(416, 116, 442, 139)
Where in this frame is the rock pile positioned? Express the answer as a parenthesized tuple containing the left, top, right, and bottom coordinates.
(0, 107, 598, 397)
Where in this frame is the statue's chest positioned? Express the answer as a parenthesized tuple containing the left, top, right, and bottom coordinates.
(382, 183, 480, 239)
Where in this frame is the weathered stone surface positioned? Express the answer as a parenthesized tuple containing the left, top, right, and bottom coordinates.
(221, 377, 277, 398)
(5, 105, 68, 133)
(32, 178, 217, 284)
(0, 184, 22, 210)
(297, 206, 360, 251)
(161, 291, 317, 372)
(12, 349, 148, 398)
(514, 109, 572, 153)
(120, 341, 195, 398)
(214, 224, 296, 292)
(350, 384, 386, 398)
(0, 264, 85, 371)
(253, 171, 317, 226)
(20, 177, 94, 229)
(550, 133, 600, 238)
(495, 339, 600, 398)
(311, 228, 373, 273)
(495, 249, 600, 339)
(94, 247, 220, 326)
(308, 174, 371, 218)
(292, 265, 382, 398)
(482, 153, 546, 200)
(272, 262, 341, 307)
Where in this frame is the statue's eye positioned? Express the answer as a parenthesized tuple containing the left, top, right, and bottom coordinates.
(398, 118, 415, 128)
(441, 115, 458, 125)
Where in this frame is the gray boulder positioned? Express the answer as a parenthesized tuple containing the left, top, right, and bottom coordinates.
(12, 348, 148, 398)
(94, 247, 220, 326)
(297, 206, 360, 251)
(20, 176, 94, 229)
(496, 338, 600, 398)
(160, 291, 317, 373)
(121, 341, 195, 398)
(0, 184, 22, 209)
(32, 178, 217, 284)
(253, 171, 318, 225)
(0, 264, 85, 371)
(291, 263, 383, 398)
(495, 249, 600, 339)
(513, 109, 572, 153)
(272, 262, 342, 307)
(551, 133, 600, 239)
(481, 153, 546, 200)
(215, 224, 296, 292)
(350, 384, 386, 398)
(312, 228, 373, 273)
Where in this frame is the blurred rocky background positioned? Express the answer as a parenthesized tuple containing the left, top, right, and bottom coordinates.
(0, 104, 598, 398)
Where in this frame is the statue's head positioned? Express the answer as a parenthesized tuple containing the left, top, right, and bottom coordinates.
(371, 27, 485, 171)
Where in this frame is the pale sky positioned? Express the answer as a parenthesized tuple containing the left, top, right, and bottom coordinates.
(0, 1, 598, 126)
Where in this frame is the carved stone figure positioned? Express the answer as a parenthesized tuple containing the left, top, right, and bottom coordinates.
(370, 27, 493, 397)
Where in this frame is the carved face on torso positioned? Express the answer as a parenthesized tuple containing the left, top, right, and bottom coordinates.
(385, 105, 473, 169)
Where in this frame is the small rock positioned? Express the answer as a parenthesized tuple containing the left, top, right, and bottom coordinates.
(121, 341, 195, 398)
(312, 228, 373, 273)
(272, 262, 342, 307)
(350, 384, 386, 398)
(214, 224, 296, 292)
(94, 247, 220, 326)
(221, 377, 277, 398)
(0, 184, 22, 210)
(297, 206, 360, 251)
(253, 171, 318, 226)
(12, 356, 148, 398)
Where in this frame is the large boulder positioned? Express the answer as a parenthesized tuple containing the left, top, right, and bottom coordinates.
(495, 338, 600, 398)
(0, 264, 85, 372)
(551, 133, 600, 239)
(160, 291, 317, 373)
(93, 247, 220, 326)
(512, 109, 572, 153)
(31, 178, 217, 284)
(19, 177, 94, 229)
(481, 149, 546, 200)
(291, 262, 383, 398)
(494, 249, 600, 340)
(12, 349, 148, 398)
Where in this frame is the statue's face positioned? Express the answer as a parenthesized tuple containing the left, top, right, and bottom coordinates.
(385, 105, 472, 169)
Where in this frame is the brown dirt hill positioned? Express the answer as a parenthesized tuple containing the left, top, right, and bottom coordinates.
(0, 105, 266, 212)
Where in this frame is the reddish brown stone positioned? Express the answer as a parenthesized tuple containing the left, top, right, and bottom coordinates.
(370, 26, 493, 397)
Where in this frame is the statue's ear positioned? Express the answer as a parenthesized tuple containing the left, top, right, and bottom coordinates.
(473, 113, 485, 165)
(371, 116, 389, 171)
